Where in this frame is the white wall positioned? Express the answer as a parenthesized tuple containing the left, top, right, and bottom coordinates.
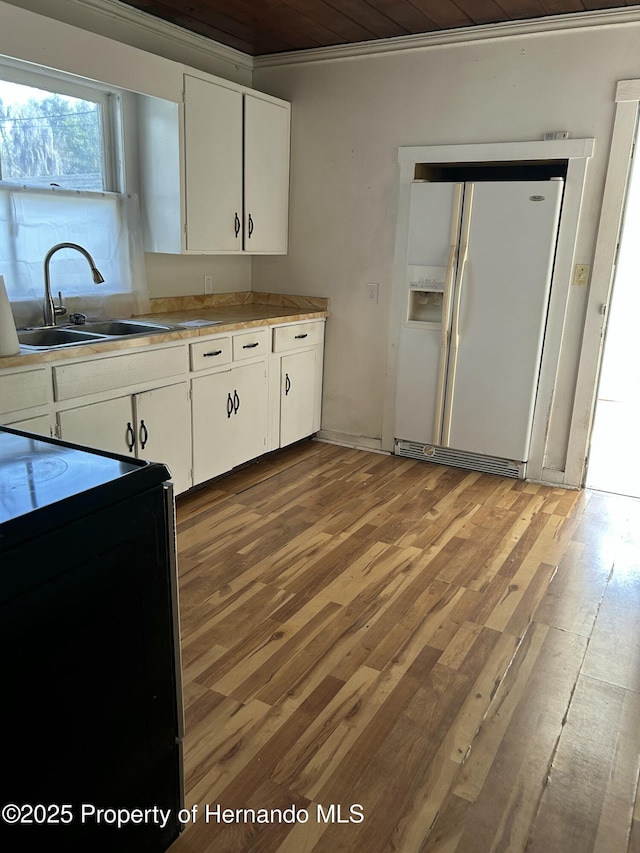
(252, 23, 640, 476)
(145, 254, 251, 298)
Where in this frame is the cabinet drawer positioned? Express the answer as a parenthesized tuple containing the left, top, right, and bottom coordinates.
(54, 346, 185, 401)
(272, 322, 324, 353)
(190, 337, 232, 371)
(233, 329, 268, 361)
(0, 368, 49, 414)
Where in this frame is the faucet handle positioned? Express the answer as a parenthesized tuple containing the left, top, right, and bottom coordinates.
(54, 290, 67, 317)
(68, 312, 87, 325)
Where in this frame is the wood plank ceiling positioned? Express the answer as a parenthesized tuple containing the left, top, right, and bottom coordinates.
(118, 0, 638, 56)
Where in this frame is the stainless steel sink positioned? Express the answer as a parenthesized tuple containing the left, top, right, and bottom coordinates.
(18, 327, 108, 349)
(18, 319, 179, 350)
(80, 319, 176, 336)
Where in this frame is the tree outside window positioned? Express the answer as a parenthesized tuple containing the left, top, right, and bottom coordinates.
(0, 81, 104, 190)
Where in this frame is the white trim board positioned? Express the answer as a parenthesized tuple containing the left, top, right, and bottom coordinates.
(73, 0, 251, 71)
(564, 82, 640, 487)
(315, 430, 384, 454)
(1, 0, 252, 73)
(255, 6, 640, 68)
(382, 138, 595, 487)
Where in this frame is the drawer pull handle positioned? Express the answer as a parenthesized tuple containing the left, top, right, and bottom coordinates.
(285, 373, 291, 396)
(248, 213, 254, 238)
(243, 342, 260, 349)
(126, 422, 135, 453)
(234, 212, 241, 239)
(294, 333, 308, 339)
(203, 350, 223, 357)
(139, 420, 149, 450)
(226, 393, 233, 419)
(233, 390, 240, 414)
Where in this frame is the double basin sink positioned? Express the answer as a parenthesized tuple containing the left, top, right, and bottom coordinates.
(18, 319, 180, 351)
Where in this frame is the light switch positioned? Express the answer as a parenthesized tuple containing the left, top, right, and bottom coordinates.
(573, 264, 590, 287)
(366, 282, 379, 303)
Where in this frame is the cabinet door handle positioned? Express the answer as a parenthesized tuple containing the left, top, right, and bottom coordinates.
(285, 373, 291, 396)
(234, 212, 241, 238)
(243, 341, 259, 349)
(126, 422, 135, 453)
(248, 213, 254, 238)
(294, 333, 308, 339)
(203, 350, 223, 357)
(139, 419, 149, 450)
(226, 393, 233, 418)
(233, 390, 240, 414)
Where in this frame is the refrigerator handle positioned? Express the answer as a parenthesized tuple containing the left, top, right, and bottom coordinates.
(442, 183, 474, 447)
(433, 184, 464, 445)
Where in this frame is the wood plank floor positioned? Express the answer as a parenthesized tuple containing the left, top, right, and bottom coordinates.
(168, 440, 640, 853)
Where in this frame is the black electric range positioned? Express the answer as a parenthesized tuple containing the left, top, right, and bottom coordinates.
(0, 426, 184, 852)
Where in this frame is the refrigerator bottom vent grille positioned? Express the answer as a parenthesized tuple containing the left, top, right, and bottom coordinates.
(394, 441, 526, 479)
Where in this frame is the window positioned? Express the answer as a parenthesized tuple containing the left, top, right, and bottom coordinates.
(0, 64, 148, 322)
(0, 78, 110, 190)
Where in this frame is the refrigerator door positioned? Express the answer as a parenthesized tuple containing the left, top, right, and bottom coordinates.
(443, 179, 563, 461)
(395, 324, 442, 443)
(406, 181, 463, 268)
(396, 181, 463, 445)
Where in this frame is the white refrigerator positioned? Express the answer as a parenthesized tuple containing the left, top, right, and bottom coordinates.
(395, 178, 563, 478)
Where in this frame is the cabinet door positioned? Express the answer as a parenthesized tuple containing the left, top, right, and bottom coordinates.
(244, 93, 290, 254)
(192, 363, 267, 486)
(232, 361, 268, 464)
(192, 369, 237, 483)
(184, 75, 243, 252)
(280, 350, 317, 447)
(5, 415, 52, 437)
(134, 383, 191, 495)
(58, 397, 134, 456)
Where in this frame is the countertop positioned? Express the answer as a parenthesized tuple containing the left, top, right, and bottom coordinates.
(0, 292, 328, 369)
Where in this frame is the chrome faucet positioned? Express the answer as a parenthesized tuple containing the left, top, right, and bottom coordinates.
(43, 242, 105, 327)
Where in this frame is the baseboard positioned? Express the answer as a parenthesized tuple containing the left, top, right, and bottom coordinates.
(314, 430, 387, 455)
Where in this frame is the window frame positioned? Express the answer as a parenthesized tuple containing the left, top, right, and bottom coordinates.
(0, 60, 122, 194)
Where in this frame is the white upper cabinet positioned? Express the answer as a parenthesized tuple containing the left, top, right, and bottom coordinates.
(244, 93, 290, 254)
(139, 72, 290, 255)
(183, 75, 243, 252)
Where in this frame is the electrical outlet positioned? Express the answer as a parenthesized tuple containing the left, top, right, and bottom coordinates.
(366, 282, 379, 303)
(573, 264, 590, 287)
(204, 274, 213, 294)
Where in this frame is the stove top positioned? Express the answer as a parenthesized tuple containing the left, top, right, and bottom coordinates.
(0, 427, 143, 525)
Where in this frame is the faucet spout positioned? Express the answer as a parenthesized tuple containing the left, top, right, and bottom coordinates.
(43, 242, 105, 327)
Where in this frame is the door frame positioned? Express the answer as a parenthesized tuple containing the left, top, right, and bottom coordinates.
(383, 138, 594, 484)
(564, 81, 640, 487)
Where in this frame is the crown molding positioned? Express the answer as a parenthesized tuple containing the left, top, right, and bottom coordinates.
(41, 0, 253, 72)
(254, 6, 640, 69)
(11, 1, 640, 77)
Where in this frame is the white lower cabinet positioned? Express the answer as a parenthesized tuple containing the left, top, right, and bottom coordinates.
(0, 366, 52, 436)
(2, 316, 324, 494)
(58, 396, 130, 456)
(135, 383, 192, 495)
(280, 349, 318, 447)
(269, 320, 325, 451)
(57, 382, 191, 494)
(5, 414, 52, 437)
(192, 361, 267, 484)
